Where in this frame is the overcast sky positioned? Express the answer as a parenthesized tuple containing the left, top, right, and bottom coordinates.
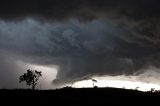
(1, 0, 160, 89)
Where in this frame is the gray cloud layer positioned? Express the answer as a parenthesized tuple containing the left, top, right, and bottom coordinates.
(0, 0, 160, 46)
(0, 0, 160, 86)
(0, 18, 159, 84)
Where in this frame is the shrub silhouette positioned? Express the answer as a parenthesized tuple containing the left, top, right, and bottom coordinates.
(19, 69, 42, 90)
(151, 88, 155, 92)
(92, 79, 97, 88)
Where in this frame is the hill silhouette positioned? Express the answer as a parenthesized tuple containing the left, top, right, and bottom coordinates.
(0, 87, 160, 105)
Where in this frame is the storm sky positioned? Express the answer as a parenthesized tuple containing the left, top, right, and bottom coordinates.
(1, 0, 160, 89)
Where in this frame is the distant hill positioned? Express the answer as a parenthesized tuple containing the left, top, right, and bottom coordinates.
(0, 87, 160, 104)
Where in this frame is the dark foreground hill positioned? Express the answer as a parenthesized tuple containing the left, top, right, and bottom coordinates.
(0, 87, 160, 104)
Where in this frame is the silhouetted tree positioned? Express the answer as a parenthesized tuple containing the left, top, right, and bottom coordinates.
(19, 69, 42, 90)
(92, 79, 97, 88)
(135, 87, 139, 91)
(151, 88, 155, 92)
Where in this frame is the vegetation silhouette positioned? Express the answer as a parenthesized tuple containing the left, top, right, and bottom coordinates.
(19, 69, 42, 90)
(92, 79, 97, 88)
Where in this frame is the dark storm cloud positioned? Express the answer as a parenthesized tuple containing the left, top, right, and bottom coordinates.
(0, 0, 160, 46)
(0, 0, 159, 22)
(0, 0, 160, 85)
(0, 18, 159, 84)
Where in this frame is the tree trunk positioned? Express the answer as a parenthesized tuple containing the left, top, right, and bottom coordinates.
(32, 84, 35, 90)
(32, 78, 35, 90)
